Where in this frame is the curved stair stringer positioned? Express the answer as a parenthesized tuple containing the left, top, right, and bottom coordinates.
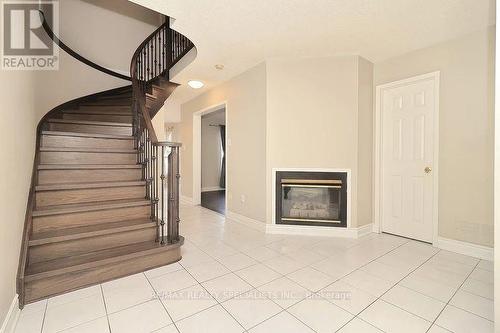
(17, 86, 184, 307)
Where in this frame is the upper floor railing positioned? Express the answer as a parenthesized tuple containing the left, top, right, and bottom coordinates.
(130, 17, 194, 245)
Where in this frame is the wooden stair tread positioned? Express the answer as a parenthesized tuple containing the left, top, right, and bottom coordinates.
(25, 238, 183, 281)
(38, 164, 141, 170)
(29, 219, 154, 246)
(32, 199, 150, 217)
(41, 131, 133, 140)
(65, 111, 132, 116)
(36, 180, 146, 191)
(47, 119, 132, 127)
(39, 147, 136, 153)
(64, 108, 132, 115)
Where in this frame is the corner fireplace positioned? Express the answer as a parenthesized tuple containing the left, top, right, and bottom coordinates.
(275, 171, 348, 227)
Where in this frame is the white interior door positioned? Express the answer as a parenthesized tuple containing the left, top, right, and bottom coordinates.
(380, 75, 437, 243)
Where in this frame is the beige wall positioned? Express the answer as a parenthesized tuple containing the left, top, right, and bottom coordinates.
(357, 58, 374, 227)
(0, 71, 37, 327)
(180, 63, 267, 222)
(0, 0, 160, 325)
(374, 27, 495, 246)
(201, 110, 225, 190)
(265, 56, 373, 227)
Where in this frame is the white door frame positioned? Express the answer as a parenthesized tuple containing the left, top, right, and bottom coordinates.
(373, 71, 440, 245)
(192, 101, 228, 211)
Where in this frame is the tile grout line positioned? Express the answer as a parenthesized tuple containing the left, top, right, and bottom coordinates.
(253, 237, 415, 332)
(99, 284, 112, 333)
(184, 219, 427, 332)
(169, 207, 493, 332)
(352, 248, 444, 331)
(178, 245, 317, 333)
(176, 260, 247, 331)
(424, 259, 482, 333)
(39, 300, 48, 333)
(446, 288, 495, 321)
(143, 272, 181, 333)
(324, 242, 422, 332)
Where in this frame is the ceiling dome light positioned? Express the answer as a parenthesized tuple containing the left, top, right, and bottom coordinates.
(188, 80, 204, 89)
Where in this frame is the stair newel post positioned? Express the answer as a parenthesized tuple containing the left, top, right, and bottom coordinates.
(154, 145, 159, 236)
(167, 145, 180, 243)
(150, 143, 156, 222)
(160, 146, 166, 244)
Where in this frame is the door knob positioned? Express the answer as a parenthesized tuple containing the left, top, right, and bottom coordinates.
(424, 166, 432, 174)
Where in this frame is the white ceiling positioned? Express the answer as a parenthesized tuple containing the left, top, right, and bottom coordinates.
(130, 0, 495, 105)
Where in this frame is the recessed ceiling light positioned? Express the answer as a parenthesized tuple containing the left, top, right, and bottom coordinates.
(188, 80, 204, 89)
(215, 64, 224, 70)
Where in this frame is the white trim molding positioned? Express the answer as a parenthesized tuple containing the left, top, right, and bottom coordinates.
(201, 186, 225, 192)
(0, 295, 20, 333)
(374, 71, 440, 244)
(435, 237, 493, 261)
(192, 101, 228, 207)
(266, 223, 373, 238)
(226, 210, 266, 232)
(356, 223, 374, 238)
(180, 195, 194, 205)
(227, 208, 373, 238)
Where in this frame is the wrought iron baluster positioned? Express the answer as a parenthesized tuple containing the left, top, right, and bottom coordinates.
(169, 146, 180, 242)
(160, 146, 166, 244)
(154, 145, 159, 241)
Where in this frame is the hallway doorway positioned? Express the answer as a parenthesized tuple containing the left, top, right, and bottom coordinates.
(196, 106, 226, 214)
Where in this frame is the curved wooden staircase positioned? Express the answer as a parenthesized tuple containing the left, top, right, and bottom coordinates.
(17, 13, 194, 306)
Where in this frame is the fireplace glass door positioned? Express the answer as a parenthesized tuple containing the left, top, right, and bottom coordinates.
(281, 179, 342, 224)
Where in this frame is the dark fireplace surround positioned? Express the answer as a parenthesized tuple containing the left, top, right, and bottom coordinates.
(275, 171, 348, 228)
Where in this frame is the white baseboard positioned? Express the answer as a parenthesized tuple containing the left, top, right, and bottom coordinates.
(357, 223, 374, 238)
(226, 210, 373, 238)
(180, 195, 194, 205)
(201, 187, 225, 192)
(226, 210, 266, 232)
(266, 223, 372, 238)
(435, 237, 493, 261)
(0, 295, 20, 333)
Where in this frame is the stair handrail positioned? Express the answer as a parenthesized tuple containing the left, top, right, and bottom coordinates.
(130, 16, 194, 245)
(39, 10, 131, 81)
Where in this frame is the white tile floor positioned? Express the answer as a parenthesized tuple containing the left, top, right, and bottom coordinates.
(15, 204, 494, 333)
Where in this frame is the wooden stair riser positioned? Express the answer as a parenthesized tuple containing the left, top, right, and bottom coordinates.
(24, 248, 180, 303)
(48, 122, 132, 136)
(36, 186, 146, 207)
(40, 151, 136, 165)
(62, 113, 132, 124)
(152, 85, 165, 96)
(82, 100, 132, 106)
(33, 205, 150, 233)
(38, 168, 142, 184)
(76, 106, 131, 113)
(28, 228, 156, 264)
(41, 134, 134, 150)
